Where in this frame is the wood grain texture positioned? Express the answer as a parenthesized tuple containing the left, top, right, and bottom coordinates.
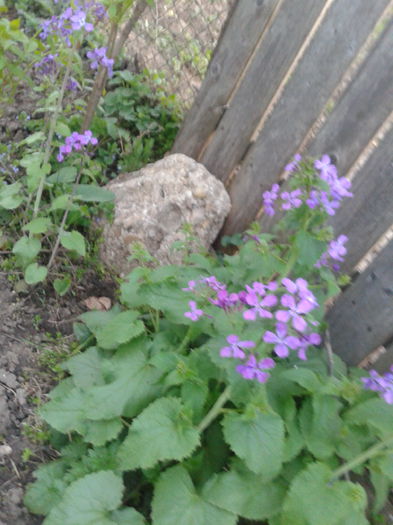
(327, 239, 393, 366)
(259, 19, 393, 235)
(330, 125, 393, 274)
(221, 0, 390, 236)
(200, 0, 326, 181)
(172, 0, 280, 159)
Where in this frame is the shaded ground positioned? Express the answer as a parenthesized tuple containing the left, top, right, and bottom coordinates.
(0, 270, 116, 525)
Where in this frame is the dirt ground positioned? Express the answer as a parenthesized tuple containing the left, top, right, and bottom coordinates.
(0, 270, 115, 525)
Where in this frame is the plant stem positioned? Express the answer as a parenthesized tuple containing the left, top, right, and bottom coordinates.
(197, 386, 231, 433)
(329, 433, 393, 482)
(33, 56, 73, 219)
(177, 325, 194, 354)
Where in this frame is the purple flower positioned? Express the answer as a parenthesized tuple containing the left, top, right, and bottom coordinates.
(203, 276, 226, 292)
(236, 355, 275, 383)
(182, 280, 198, 292)
(281, 278, 318, 311)
(243, 290, 277, 321)
(362, 366, 393, 404)
(296, 332, 321, 360)
(87, 47, 114, 77)
(281, 189, 303, 210)
(328, 234, 348, 262)
(57, 130, 98, 162)
(66, 77, 79, 91)
(209, 289, 240, 311)
(320, 191, 340, 216)
(34, 54, 58, 76)
(314, 155, 336, 180)
(220, 334, 255, 359)
(276, 293, 314, 333)
(184, 301, 203, 321)
(285, 154, 302, 173)
(263, 323, 300, 358)
(263, 183, 279, 216)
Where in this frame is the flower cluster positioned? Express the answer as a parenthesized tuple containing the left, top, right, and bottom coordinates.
(34, 54, 58, 77)
(57, 130, 98, 162)
(183, 275, 322, 384)
(262, 154, 352, 217)
(40, 2, 106, 44)
(362, 366, 393, 404)
(86, 47, 114, 78)
(315, 234, 348, 271)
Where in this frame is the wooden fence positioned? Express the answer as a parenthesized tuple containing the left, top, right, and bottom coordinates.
(173, 0, 393, 370)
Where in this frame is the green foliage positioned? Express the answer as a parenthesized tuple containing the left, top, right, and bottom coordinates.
(24, 226, 393, 522)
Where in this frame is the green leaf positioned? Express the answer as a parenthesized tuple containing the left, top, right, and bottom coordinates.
(47, 166, 77, 184)
(24, 262, 48, 284)
(344, 398, 393, 436)
(299, 395, 342, 459)
(369, 465, 391, 513)
(21, 130, 45, 145)
(44, 471, 124, 525)
(94, 311, 145, 350)
(0, 181, 23, 209)
(222, 409, 284, 480)
(12, 236, 41, 264)
(79, 418, 123, 447)
(295, 230, 326, 268)
(74, 184, 115, 203)
(60, 231, 86, 256)
(281, 463, 367, 525)
(202, 464, 285, 520)
(151, 465, 237, 525)
(53, 276, 72, 296)
(280, 367, 321, 392)
(55, 121, 71, 137)
(24, 461, 67, 515)
(118, 397, 200, 470)
(110, 508, 146, 525)
(64, 347, 105, 389)
(50, 194, 71, 211)
(23, 217, 52, 234)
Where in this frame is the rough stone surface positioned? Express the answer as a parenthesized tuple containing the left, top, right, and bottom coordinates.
(100, 154, 231, 276)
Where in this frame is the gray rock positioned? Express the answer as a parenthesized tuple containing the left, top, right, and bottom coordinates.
(100, 154, 231, 276)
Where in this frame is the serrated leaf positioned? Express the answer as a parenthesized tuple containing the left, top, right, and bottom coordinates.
(79, 418, 123, 447)
(64, 347, 105, 389)
(74, 184, 115, 202)
(21, 130, 45, 145)
(22, 217, 52, 234)
(295, 230, 326, 268)
(281, 463, 367, 525)
(24, 461, 67, 515)
(118, 397, 200, 470)
(55, 121, 71, 137)
(24, 262, 48, 284)
(110, 508, 146, 525)
(12, 236, 41, 264)
(53, 276, 71, 296)
(60, 230, 86, 256)
(151, 465, 237, 525)
(95, 311, 145, 350)
(50, 194, 70, 211)
(299, 395, 342, 459)
(222, 409, 284, 480)
(344, 398, 393, 436)
(280, 367, 321, 392)
(202, 464, 285, 520)
(44, 471, 123, 525)
(0, 181, 23, 209)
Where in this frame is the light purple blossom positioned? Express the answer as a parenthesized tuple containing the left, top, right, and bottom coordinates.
(315, 235, 348, 270)
(314, 154, 337, 180)
(243, 290, 277, 321)
(209, 289, 240, 311)
(86, 47, 114, 77)
(276, 294, 314, 333)
(296, 332, 322, 360)
(236, 355, 275, 383)
(57, 130, 98, 162)
(182, 280, 198, 292)
(262, 183, 279, 216)
(285, 153, 302, 173)
(70, 9, 94, 31)
(184, 301, 203, 321)
(263, 323, 300, 358)
(203, 276, 226, 293)
(362, 366, 393, 404)
(34, 54, 58, 76)
(281, 189, 303, 210)
(220, 334, 255, 359)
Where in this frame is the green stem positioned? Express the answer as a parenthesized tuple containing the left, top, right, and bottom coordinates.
(197, 386, 231, 433)
(33, 54, 73, 219)
(329, 433, 393, 482)
(177, 325, 194, 354)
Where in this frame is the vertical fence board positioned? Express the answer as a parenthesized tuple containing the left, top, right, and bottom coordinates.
(331, 126, 393, 274)
(369, 345, 393, 373)
(327, 239, 393, 366)
(259, 22, 393, 236)
(172, 0, 280, 159)
(200, 0, 326, 181)
(221, 0, 389, 236)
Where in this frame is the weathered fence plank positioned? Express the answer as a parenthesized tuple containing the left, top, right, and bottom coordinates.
(331, 125, 393, 274)
(259, 21, 393, 237)
(370, 344, 393, 373)
(220, 0, 390, 236)
(200, 0, 326, 181)
(327, 239, 393, 366)
(172, 0, 280, 159)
